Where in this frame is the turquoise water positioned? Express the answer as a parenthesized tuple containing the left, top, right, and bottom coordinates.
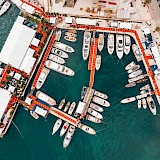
(1, 4, 160, 160)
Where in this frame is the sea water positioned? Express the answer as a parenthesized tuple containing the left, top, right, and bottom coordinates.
(0, 4, 160, 160)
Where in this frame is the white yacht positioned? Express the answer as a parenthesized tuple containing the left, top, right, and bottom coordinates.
(116, 34, 123, 59)
(52, 119, 62, 135)
(132, 44, 142, 61)
(58, 99, 65, 110)
(49, 54, 65, 64)
(60, 122, 69, 137)
(64, 36, 76, 42)
(95, 55, 101, 71)
(92, 96, 110, 107)
(128, 69, 142, 78)
(68, 102, 76, 115)
(52, 48, 68, 59)
(86, 115, 101, 123)
(65, 32, 77, 37)
(53, 41, 74, 53)
(146, 96, 156, 115)
(128, 74, 148, 83)
(45, 60, 75, 76)
(78, 123, 96, 135)
(36, 91, 56, 105)
(125, 61, 136, 70)
(88, 108, 103, 119)
(0, 0, 5, 6)
(138, 99, 141, 109)
(0, 1, 10, 16)
(90, 103, 104, 112)
(94, 90, 108, 99)
(36, 67, 50, 89)
(124, 35, 131, 55)
(121, 97, 136, 103)
(142, 98, 147, 109)
(63, 102, 70, 112)
(127, 65, 140, 74)
(82, 31, 91, 60)
(98, 33, 104, 52)
(107, 33, 114, 55)
(140, 84, 150, 91)
(63, 125, 75, 148)
(55, 30, 61, 41)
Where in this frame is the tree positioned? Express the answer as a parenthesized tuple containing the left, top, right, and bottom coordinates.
(145, 0, 152, 3)
(6, 75, 11, 81)
(155, 27, 160, 32)
(1, 81, 6, 85)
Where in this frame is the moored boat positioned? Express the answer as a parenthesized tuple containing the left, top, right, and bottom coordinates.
(65, 32, 77, 37)
(94, 90, 108, 99)
(136, 78, 148, 84)
(45, 60, 75, 76)
(64, 36, 77, 42)
(124, 35, 131, 55)
(63, 102, 70, 112)
(63, 125, 75, 148)
(140, 84, 150, 91)
(0, 0, 5, 6)
(78, 123, 96, 135)
(52, 48, 68, 59)
(0, 1, 10, 16)
(125, 82, 136, 88)
(142, 98, 147, 109)
(116, 34, 123, 59)
(67, 29, 77, 33)
(92, 96, 110, 107)
(121, 97, 136, 103)
(90, 103, 104, 112)
(125, 61, 136, 70)
(128, 69, 143, 78)
(132, 44, 142, 61)
(88, 108, 103, 119)
(68, 102, 76, 115)
(146, 96, 156, 115)
(36, 67, 50, 89)
(98, 33, 104, 52)
(52, 119, 62, 135)
(53, 41, 74, 53)
(58, 99, 65, 110)
(49, 54, 65, 64)
(36, 91, 56, 105)
(60, 122, 69, 137)
(95, 55, 101, 71)
(30, 111, 39, 119)
(55, 30, 61, 41)
(82, 31, 91, 60)
(138, 99, 141, 109)
(107, 33, 114, 55)
(86, 115, 101, 123)
(81, 86, 88, 99)
(128, 74, 148, 83)
(127, 65, 140, 74)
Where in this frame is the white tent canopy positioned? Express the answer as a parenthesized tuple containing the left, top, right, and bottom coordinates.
(76, 18, 96, 25)
(65, 17, 73, 24)
(143, 28, 151, 35)
(119, 22, 132, 29)
(35, 106, 48, 117)
(151, 45, 159, 58)
(22, 3, 35, 14)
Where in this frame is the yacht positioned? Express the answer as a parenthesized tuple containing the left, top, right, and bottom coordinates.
(92, 96, 110, 107)
(81, 86, 88, 99)
(140, 84, 150, 91)
(127, 65, 140, 74)
(48, 54, 65, 64)
(128, 69, 143, 78)
(53, 41, 74, 53)
(88, 108, 103, 119)
(67, 29, 77, 33)
(0, 0, 5, 6)
(90, 103, 104, 112)
(30, 111, 39, 119)
(52, 119, 62, 135)
(132, 44, 142, 61)
(78, 123, 96, 135)
(98, 33, 104, 52)
(124, 35, 131, 54)
(125, 82, 136, 88)
(116, 34, 123, 59)
(82, 31, 91, 60)
(65, 32, 77, 37)
(146, 96, 156, 115)
(64, 36, 76, 42)
(58, 99, 65, 110)
(52, 48, 68, 59)
(63, 125, 75, 148)
(94, 90, 108, 99)
(107, 33, 114, 55)
(0, 1, 10, 16)
(125, 61, 136, 70)
(36, 91, 56, 105)
(142, 98, 147, 109)
(138, 99, 141, 109)
(63, 102, 70, 112)
(60, 122, 69, 137)
(45, 60, 75, 76)
(36, 67, 50, 89)
(55, 30, 61, 41)
(128, 74, 148, 83)
(121, 97, 136, 103)
(86, 115, 101, 123)
(95, 55, 101, 71)
(68, 102, 76, 115)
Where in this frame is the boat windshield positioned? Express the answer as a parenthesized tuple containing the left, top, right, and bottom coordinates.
(119, 40, 123, 44)
(150, 101, 155, 109)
